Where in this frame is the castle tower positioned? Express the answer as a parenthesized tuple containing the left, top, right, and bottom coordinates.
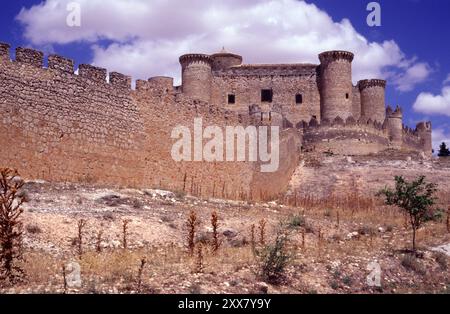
(359, 79, 386, 123)
(179, 54, 213, 103)
(319, 51, 354, 121)
(386, 105, 403, 149)
(416, 121, 433, 155)
(211, 48, 243, 71)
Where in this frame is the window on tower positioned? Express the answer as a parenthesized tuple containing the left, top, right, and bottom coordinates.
(228, 94, 235, 104)
(296, 94, 303, 104)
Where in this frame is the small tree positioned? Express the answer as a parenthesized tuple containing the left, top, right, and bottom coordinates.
(377, 176, 440, 251)
(438, 142, 450, 157)
(254, 221, 295, 283)
(0, 168, 26, 283)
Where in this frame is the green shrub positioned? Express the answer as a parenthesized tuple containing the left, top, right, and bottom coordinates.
(254, 222, 295, 284)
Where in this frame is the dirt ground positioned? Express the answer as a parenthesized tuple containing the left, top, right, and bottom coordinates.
(1, 176, 449, 294)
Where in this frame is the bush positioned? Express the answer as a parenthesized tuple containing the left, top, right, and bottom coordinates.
(287, 214, 305, 229)
(434, 252, 448, 271)
(26, 224, 42, 234)
(358, 225, 377, 236)
(254, 221, 295, 284)
(401, 254, 426, 275)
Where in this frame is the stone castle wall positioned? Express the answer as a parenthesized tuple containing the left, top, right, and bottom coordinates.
(211, 64, 321, 126)
(0, 44, 300, 200)
(301, 117, 430, 156)
(0, 46, 146, 186)
(301, 119, 389, 155)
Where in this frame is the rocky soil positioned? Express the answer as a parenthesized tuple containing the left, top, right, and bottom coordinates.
(0, 171, 449, 294)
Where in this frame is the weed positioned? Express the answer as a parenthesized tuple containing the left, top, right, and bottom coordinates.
(26, 223, 42, 234)
(77, 219, 87, 258)
(136, 257, 147, 293)
(401, 254, 426, 275)
(187, 211, 197, 255)
(211, 212, 220, 253)
(258, 219, 266, 246)
(0, 168, 26, 283)
(122, 219, 131, 249)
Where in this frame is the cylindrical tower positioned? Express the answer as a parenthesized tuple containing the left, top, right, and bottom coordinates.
(416, 121, 433, 156)
(211, 48, 243, 71)
(359, 79, 386, 123)
(386, 105, 403, 148)
(179, 54, 213, 103)
(319, 50, 354, 121)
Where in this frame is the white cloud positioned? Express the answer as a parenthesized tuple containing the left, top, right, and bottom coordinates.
(413, 86, 450, 117)
(432, 128, 450, 153)
(391, 62, 432, 92)
(16, 0, 430, 88)
(443, 73, 450, 85)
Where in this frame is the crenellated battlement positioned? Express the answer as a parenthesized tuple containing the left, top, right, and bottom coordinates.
(110, 72, 132, 89)
(0, 43, 148, 92)
(15, 47, 44, 67)
(48, 54, 74, 73)
(319, 50, 354, 63)
(179, 54, 213, 67)
(78, 64, 107, 82)
(416, 121, 432, 132)
(386, 105, 403, 118)
(358, 79, 386, 90)
(300, 116, 386, 134)
(0, 42, 10, 60)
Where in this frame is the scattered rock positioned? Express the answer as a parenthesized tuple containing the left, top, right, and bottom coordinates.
(143, 189, 175, 200)
(430, 243, 450, 257)
(255, 282, 269, 294)
(222, 229, 238, 239)
(345, 232, 359, 240)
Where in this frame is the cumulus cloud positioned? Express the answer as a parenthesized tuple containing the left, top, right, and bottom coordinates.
(432, 128, 450, 153)
(16, 0, 430, 87)
(413, 84, 450, 117)
(391, 62, 432, 92)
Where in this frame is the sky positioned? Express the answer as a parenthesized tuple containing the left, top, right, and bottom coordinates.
(0, 0, 449, 151)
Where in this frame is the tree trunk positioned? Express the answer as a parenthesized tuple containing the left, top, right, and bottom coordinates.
(412, 227, 416, 252)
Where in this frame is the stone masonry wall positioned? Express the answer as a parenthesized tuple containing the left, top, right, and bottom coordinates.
(0, 45, 301, 201)
(211, 64, 321, 126)
(0, 48, 145, 186)
(302, 122, 389, 156)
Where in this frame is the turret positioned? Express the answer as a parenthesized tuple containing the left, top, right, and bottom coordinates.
(319, 50, 354, 121)
(416, 121, 432, 156)
(386, 105, 403, 148)
(211, 48, 243, 71)
(0, 42, 10, 62)
(359, 79, 386, 123)
(179, 54, 213, 103)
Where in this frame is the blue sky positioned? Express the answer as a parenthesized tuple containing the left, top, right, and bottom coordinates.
(1, 0, 449, 150)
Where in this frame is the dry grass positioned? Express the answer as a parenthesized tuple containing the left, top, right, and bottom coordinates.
(1, 182, 448, 294)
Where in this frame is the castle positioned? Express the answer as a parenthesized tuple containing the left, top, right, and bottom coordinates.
(178, 49, 432, 156)
(0, 42, 432, 200)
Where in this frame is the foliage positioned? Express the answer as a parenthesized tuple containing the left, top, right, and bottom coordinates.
(377, 176, 440, 251)
(254, 221, 295, 284)
(438, 142, 450, 157)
